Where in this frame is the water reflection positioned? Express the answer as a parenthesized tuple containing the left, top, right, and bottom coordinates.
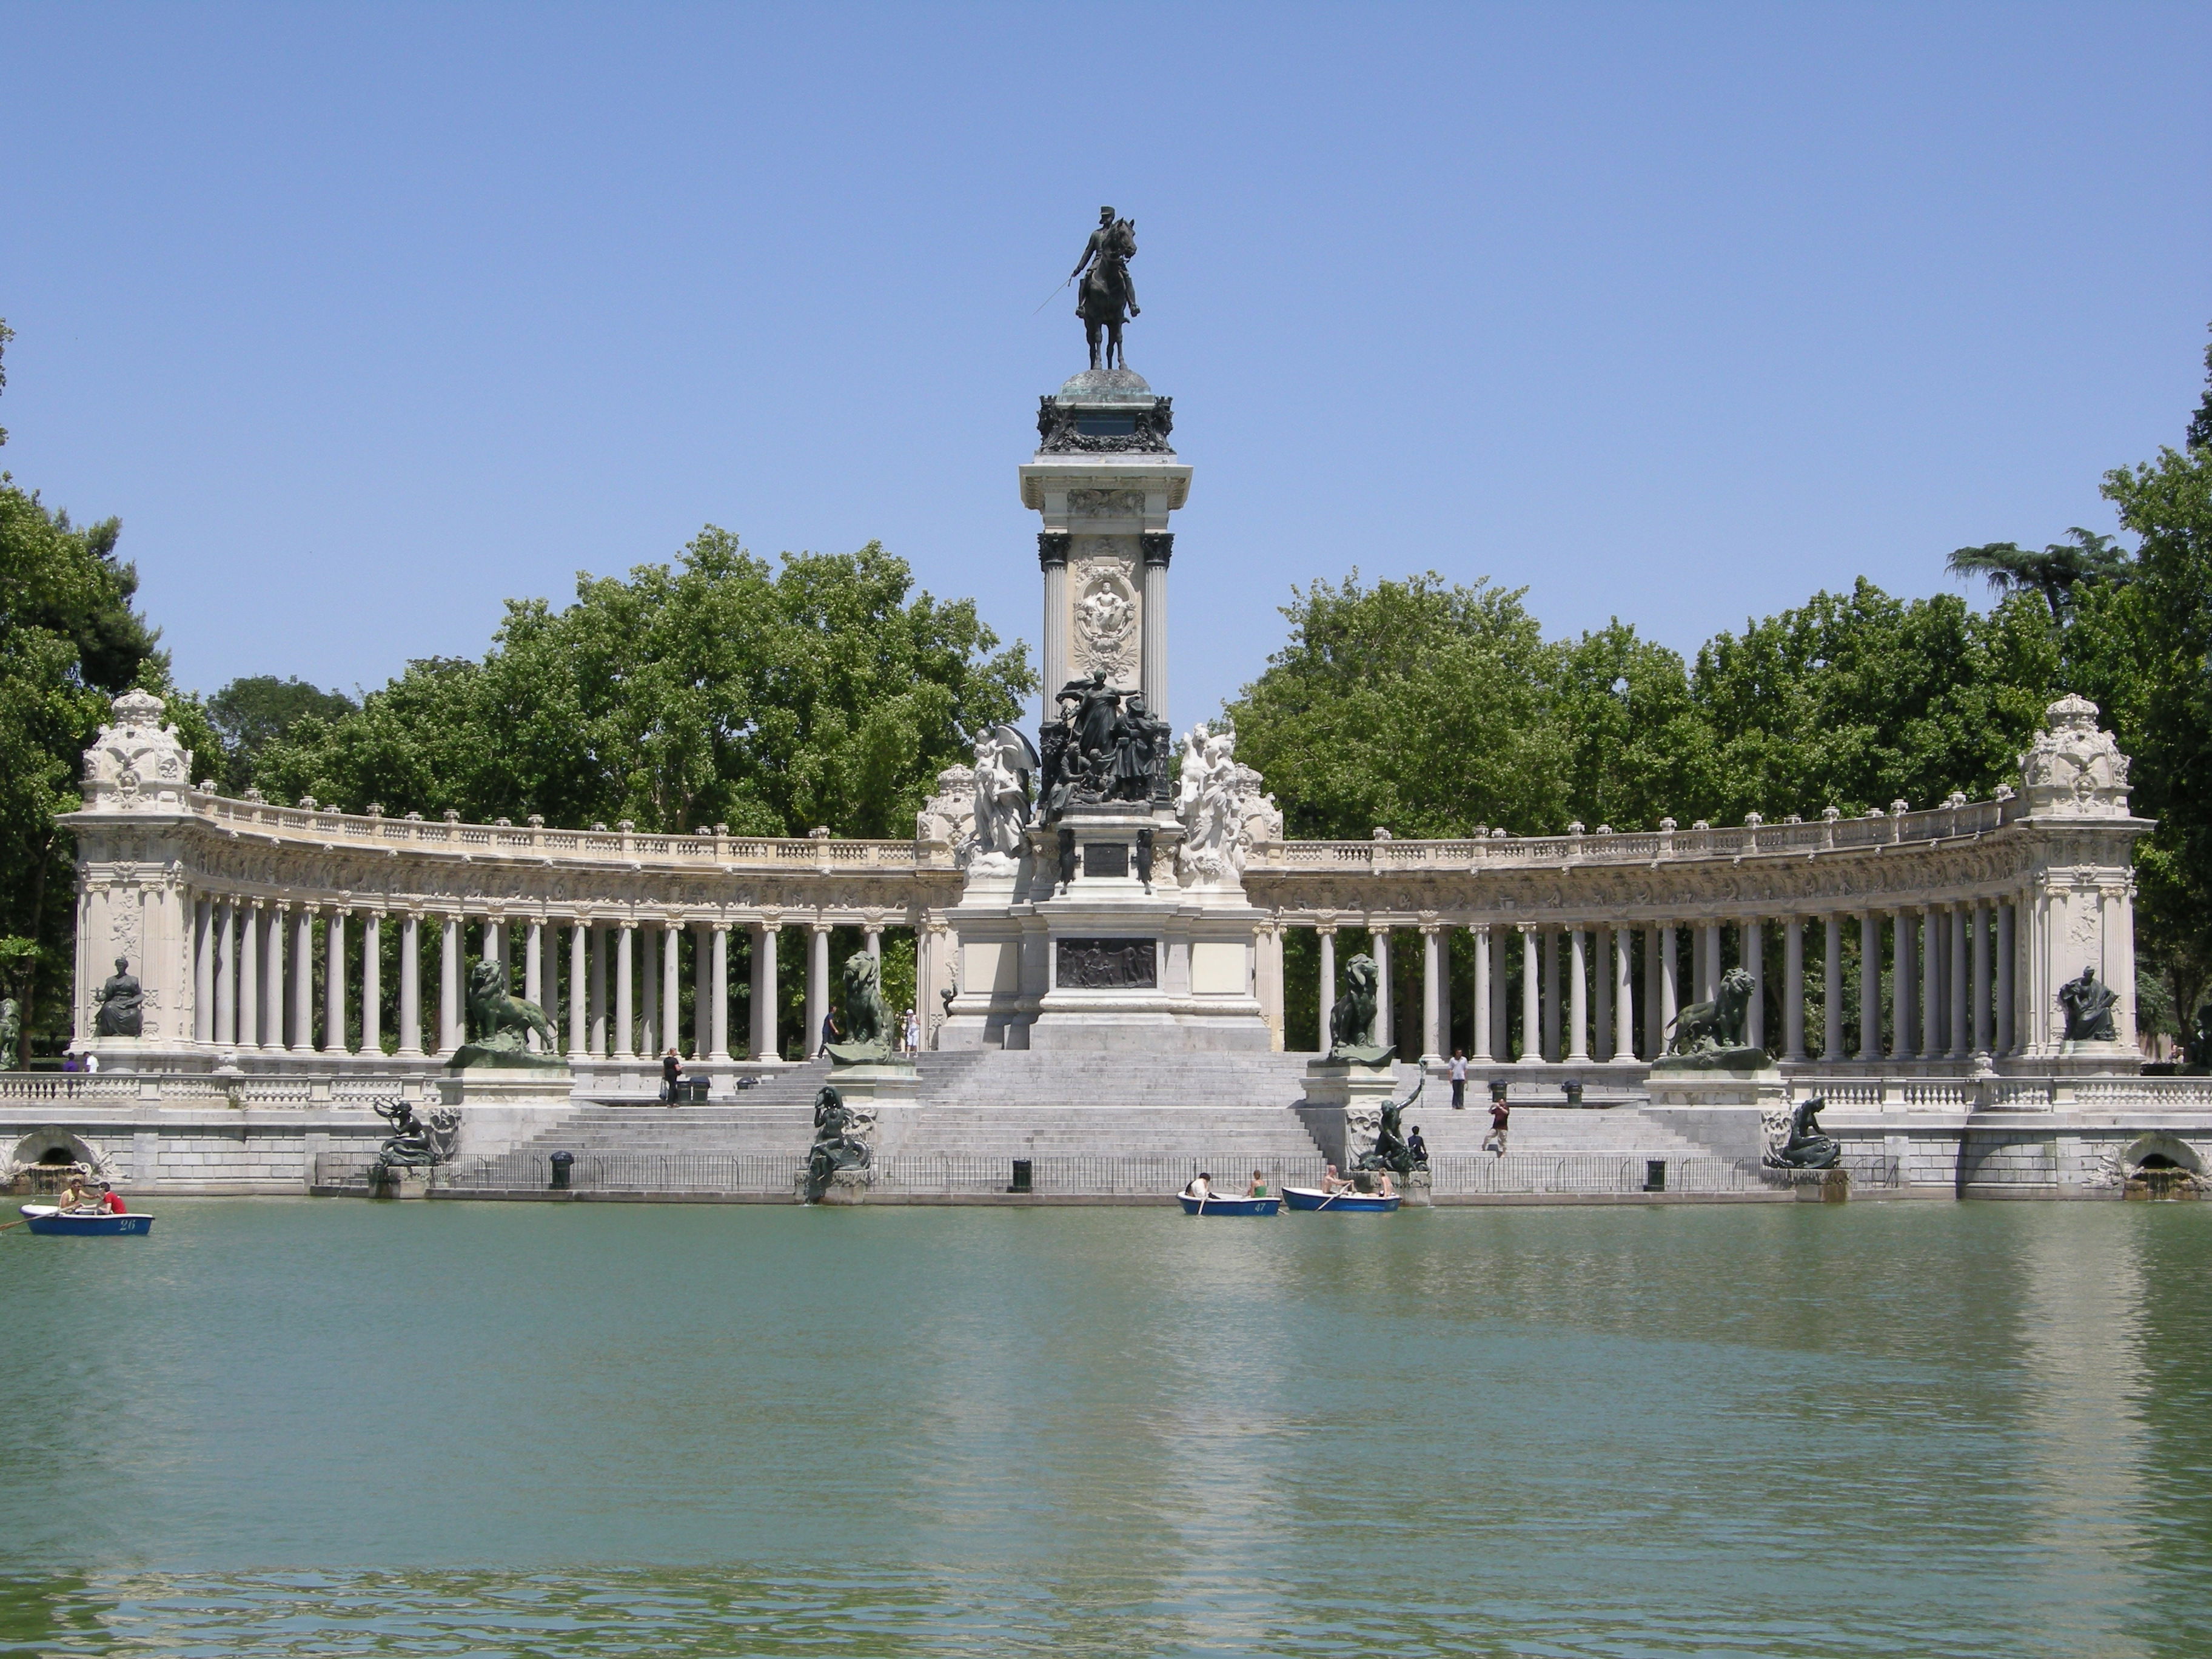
(2, 1200, 2209, 1656)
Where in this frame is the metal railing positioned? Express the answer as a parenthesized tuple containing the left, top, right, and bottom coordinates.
(1429, 1153, 1754, 1195)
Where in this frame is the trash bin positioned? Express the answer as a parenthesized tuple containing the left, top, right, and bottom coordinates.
(549, 1151, 575, 1191)
(1563, 1080, 1585, 1108)
(1489, 1079, 1509, 1107)
(1644, 1159, 1667, 1193)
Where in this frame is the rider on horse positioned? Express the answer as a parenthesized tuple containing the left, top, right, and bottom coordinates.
(1070, 206, 1139, 369)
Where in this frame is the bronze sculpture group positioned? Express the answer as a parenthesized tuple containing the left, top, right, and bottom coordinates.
(1327, 954, 1395, 1066)
(1037, 672, 1171, 823)
(805, 1084, 874, 1202)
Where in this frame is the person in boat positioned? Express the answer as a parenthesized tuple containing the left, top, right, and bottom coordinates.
(94, 1181, 126, 1215)
(1375, 1170, 1396, 1199)
(1321, 1162, 1352, 1195)
(1244, 1170, 1269, 1198)
(54, 1173, 91, 1212)
(1182, 1171, 1213, 1201)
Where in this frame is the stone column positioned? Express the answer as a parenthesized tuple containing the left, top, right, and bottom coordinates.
(1996, 901, 2016, 1055)
(1890, 910, 1913, 1062)
(1657, 926, 1678, 1059)
(440, 914, 462, 1054)
(488, 919, 508, 988)
(1919, 909, 1941, 1061)
(1372, 928, 1394, 1052)
(1971, 902, 1992, 1054)
(710, 924, 732, 1061)
(1419, 924, 1443, 1064)
(324, 908, 348, 1054)
(1642, 927, 1663, 1059)
(1141, 532, 1171, 717)
(614, 924, 636, 1059)
(523, 920, 545, 1051)
(193, 898, 215, 1044)
(1471, 926, 1492, 1062)
(1256, 922, 1285, 1051)
(1317, 927, 1336, 1052)
(694, 923, 713, 1059)
(1541, 931, 1560, 1062)
(262, 905, 284, 1051)
(240, 900, 264, 1050)
(1520, 927, 1542, 1066)
(293, 905, 317, 1052)
(639, 925, 659, 1058)
(1491, 930, 1511, 1062)
(213, 899, 237, 1048)
(806, 922, 831, 1056)
(1858, 910, 1882, 1061)
(1039, 532, 1070, 709)
(569, 922, 588, 1056)
(1822, 915, 1844, 1061)
(1743, 917, 1764, 1052)
(1613, 925, 1634, 1062)
(1698, 922, 1721, 1004)
(1948, 902, 1971, 1059)
(397, 913, 421, 1057)
(752, 922, 781, 1061)
(589, 923, 609, 1056)
(663, 923, 682, 1057)
(1592, 925, 1612, 1062)
(2105, 879, 2140, 1049)
(1566, 928, 1590, 1062)
(359, 911, 381, 1057)
(1781, 916, 1805, 1061)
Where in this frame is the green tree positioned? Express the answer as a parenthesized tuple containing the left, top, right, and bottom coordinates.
(256, 528, 1033, 836)
(1691, 580, 2062, 821)
(1946, 528, 2134, 622)
(207, 675, 357, 793)
(1227, 572, 1565, 838)
(2186, 323, 2212, 455)
(2100, 440, 2212, 1027)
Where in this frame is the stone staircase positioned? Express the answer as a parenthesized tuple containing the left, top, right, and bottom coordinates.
(461, 1050, 1736, 1195)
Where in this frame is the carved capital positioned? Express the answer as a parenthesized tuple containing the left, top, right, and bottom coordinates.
(1141, 531, 1174, 568)
(1037, 531, 1071, 569)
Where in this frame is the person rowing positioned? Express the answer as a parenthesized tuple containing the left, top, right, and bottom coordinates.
(1181, 1171, 1214, 1202)
(1321, 1163, 1352, 1196)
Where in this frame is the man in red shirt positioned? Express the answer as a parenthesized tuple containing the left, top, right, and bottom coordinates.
(96, 1182, 126, 1213)
(1483, 1096, 1510, 1158)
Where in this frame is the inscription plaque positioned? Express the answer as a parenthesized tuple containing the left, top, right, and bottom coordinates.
(1056, 937, 1158, 990)
(1084, 842, 1129, 879)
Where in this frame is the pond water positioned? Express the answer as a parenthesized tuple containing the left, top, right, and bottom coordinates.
(2, 1198, 2209, 1657)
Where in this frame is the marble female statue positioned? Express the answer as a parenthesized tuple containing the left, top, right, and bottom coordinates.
(970, 729, 1031, 863)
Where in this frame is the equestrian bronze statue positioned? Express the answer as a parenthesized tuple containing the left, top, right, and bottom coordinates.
(1070, 207, 1139, 370)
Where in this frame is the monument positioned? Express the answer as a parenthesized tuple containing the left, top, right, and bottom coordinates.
(931, 212, 1278, 1053)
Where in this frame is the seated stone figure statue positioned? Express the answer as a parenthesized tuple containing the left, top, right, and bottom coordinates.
(2057, 967, 2119, 1044)
(93, 957, 143, 1038)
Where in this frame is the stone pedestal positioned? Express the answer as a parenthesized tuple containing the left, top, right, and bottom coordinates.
(1294, 1059, 1403, 1167)
(1645, 1062, 1788, 1111)
(367, 1166, 432, 1199)
(435, 1064, 575, 1158)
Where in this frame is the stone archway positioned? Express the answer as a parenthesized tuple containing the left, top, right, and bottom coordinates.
(8, 1127, 106, 1175)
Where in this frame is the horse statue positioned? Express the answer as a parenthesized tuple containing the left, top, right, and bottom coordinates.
(466, 959, 557, 1052)
(1668, 966, 1757, 1056)
(1329, 953, 1390, 1061)
(804, 1084, 876, 1202)
(1073, 210, 1139, 371)
(1766, 1096, 1842, 1170)
(372, 1098, 463, 1169)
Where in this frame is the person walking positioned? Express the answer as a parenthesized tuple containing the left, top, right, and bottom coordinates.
(1449, 1049, 1467, 1110)
(660, 1047, 682, 1105)
(818, 1007, 842, 1058)
(1483, 1092, 1510, 1158)
(902, 1007, 920, 1054)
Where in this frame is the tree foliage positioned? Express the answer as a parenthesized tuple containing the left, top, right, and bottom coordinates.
(1946, 528, 2133, 621)
(207, 675, 357, 793)
(255, 529, 1033, 837)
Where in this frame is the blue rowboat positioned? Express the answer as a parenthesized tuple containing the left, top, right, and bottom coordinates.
(1177, 1193, 1280, 1216)
(1283, 1186, 1401, 1213)
(19, 1205, 153, 1237)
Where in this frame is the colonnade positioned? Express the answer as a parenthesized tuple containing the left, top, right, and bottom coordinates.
(186, 899, 903, 1062)
(1303, 899, 2029, 1066)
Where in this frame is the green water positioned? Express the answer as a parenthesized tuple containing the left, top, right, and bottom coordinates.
(3, 1199, 2210, 1657)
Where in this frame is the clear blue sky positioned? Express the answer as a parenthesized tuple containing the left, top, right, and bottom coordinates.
(4, 2, 2207, 731)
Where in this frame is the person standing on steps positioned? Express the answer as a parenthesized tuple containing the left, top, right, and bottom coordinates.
(1449, 1049, 1467, 1110)
(1483, 1093, 1510, 1158)
(661, 1047, 683, 1105)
